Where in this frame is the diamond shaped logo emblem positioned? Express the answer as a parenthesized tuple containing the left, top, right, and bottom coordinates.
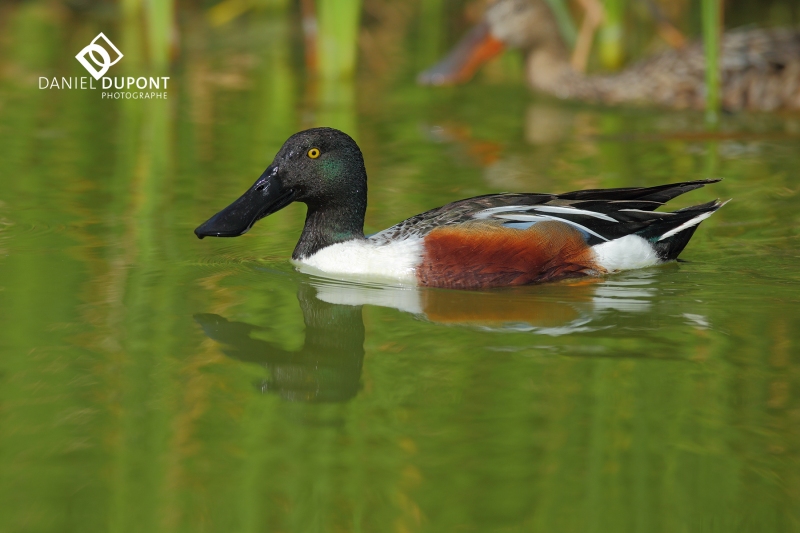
(75, 33, 123, 80)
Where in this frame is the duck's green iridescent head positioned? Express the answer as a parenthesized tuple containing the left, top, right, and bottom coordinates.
(195, 127, 367, 245)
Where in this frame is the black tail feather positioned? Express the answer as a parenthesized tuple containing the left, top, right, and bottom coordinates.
(559, 178, 722, 207)
(636, 200, 726, 260)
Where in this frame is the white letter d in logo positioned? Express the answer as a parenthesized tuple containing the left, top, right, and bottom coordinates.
(75, 33, 123, 80)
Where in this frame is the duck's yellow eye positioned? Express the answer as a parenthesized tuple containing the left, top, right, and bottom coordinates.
(308, 148, 320, 159)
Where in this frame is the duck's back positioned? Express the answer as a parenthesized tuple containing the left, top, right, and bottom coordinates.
(560, 28, 800, 111)
(719, 28, 800, 111)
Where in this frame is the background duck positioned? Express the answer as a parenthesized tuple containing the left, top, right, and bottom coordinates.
(195, 128, 725, 290)
(418, 0, 800, 112)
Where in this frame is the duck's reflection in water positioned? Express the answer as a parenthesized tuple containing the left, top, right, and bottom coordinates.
(195, 286, 364, 403)
(310, 269, 659, 335)
(196, 270, 676, 402)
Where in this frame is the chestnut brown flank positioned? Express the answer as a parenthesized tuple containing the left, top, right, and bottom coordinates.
(417, 221, 599, 289)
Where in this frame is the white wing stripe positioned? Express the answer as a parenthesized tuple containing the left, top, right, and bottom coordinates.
(494, 214, 548, 221)
(618, 209, 674, 215)
(531, 205, 618, 222)
(656, 211, 714, 242)
(473, 205, 528, 219)
(494, 214, 609, 241)
(476, 204, 618, 222)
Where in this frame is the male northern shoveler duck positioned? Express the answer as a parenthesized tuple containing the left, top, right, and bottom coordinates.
(195, 128, 725, 289)
(418, 0, 800, 111)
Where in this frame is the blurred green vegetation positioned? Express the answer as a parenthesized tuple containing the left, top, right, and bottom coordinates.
(701, 0, 722, 122)
(5, 0, 799, 86)
(0, 1, 799, 533)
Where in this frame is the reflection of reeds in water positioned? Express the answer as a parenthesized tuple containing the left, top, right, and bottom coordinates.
(416, 0, 447, 68)
(121, 0, 174, 72)
(307, 0, 362, 134)
(315, 77, 357, 134)
(144, 0, 174, 71)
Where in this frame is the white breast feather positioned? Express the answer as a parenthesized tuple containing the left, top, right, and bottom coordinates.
(592, 235, 661, 272)
(293, 237, 423, 284)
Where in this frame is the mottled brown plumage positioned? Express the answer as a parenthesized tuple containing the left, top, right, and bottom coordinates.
(543, 27, 800, 111)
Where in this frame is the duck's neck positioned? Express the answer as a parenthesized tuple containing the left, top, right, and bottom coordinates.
(293, 197, 366, 260)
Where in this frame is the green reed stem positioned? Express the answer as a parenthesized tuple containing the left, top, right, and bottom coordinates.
(599, 0, 625, 70)
(316, 0, 363, 80)
(544, 0, 577, 48)
(417, 0, 446, 68)
(702, 0, 722, 123)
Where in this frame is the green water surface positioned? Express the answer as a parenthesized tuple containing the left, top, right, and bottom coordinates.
(1, 7, 800, 533)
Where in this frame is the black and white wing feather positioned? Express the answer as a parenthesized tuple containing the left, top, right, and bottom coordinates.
(372, 178, 724, 258)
